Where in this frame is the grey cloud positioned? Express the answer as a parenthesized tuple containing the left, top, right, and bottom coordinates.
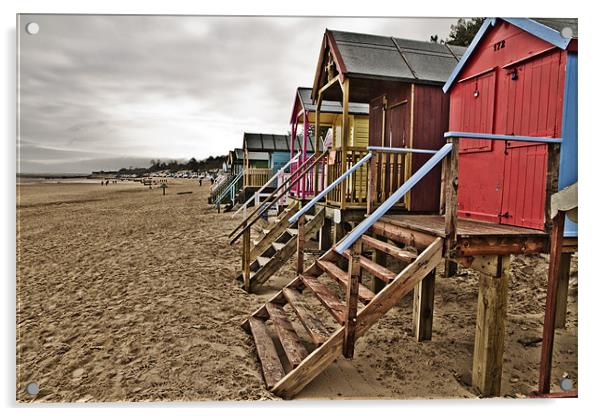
(18, 15, 460, 173)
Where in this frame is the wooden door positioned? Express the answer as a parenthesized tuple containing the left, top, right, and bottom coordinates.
(369, 95, 386, 147)
(498, 51, 564, 229)
(455, 70, 507, 223)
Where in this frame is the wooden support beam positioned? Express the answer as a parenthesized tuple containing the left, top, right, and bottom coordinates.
(554, 253, 571, 329)
(412, 269, 436, 342)
(340, 78, 350, 211)
(472, 255, 510, 397)
(444, 138, 459, 261)
(367, 156, 377, 214)
(538, 211, 565, 394)
(242, 220, 251, 292)
(296, 214, 305, 274)
(314, 92, 322, 194)
(318, 218, 333, 251)
(544, 143, 561, 232)
(343, 240, 361, 359)
(370, 233, 387, 294)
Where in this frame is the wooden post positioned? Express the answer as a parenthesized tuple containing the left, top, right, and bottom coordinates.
(412, 269, 436, 341)
(242, 220, 251, 292)
(370, 233, 387, 294)
(296, 214, 305, 275)
(538, 211, 566, 394)
(444, 138, 459, 267)
(544, 143, 561, 232)
(318, 218, 333, 251)
(472, 255, 510, 397)
(343, 240, 361, 359)
(314, 93, 322, 194)
(340, 78, 350, 211)
(554, 253, 571, 329)
(367, 154, 377, 214)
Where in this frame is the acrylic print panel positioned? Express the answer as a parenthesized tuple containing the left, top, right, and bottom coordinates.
(16, 14, 578, 402)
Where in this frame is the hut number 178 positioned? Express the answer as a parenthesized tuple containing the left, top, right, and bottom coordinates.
(493, 40, 506, 51)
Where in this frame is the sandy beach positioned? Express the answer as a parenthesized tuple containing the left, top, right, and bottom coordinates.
(16, 179, 577, 402)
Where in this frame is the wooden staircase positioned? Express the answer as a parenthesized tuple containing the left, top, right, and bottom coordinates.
(238, 205, 325, 292)
(243, 219, 443, 398)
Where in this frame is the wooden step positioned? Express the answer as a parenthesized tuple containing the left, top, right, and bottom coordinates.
(361, 235, 417, 263)
(287, 228, 298, 236)
(248, 317, 285, 389)
(256, 256, 271, 267)
(262, 228, 270, 235)
(272, 242, 286, 251)
(299, 275, 346, 324)
(343, 251, 397, 283)
(316, 260, 375, 304)
(266, 303, 309, 368)
(282, 288, 330, 345)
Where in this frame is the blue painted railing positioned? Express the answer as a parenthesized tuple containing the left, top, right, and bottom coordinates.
(289, 152, 373, 224)
(444, 131, 562, 144)
(215, 169, 244, 207)
(335, 143, 453, 254)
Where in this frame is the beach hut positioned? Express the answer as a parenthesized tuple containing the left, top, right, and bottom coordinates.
(443, 18, 578, 395)
(242, 133, 292, 191)
(289, 87, 369, 200)
(443, 18, 578, 234)
(310, 29, 466, 240)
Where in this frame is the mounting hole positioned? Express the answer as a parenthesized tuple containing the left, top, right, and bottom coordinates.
(26, 382, 39, 396)
(25, 22, 40, 35)
(561, 27, 573, 39)
(559, 377, 573, 391)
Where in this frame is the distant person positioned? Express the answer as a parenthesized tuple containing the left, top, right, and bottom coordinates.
(199, 179, 202, 187)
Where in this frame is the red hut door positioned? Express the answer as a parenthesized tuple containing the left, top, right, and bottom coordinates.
(455, 70, 507, 223)
(369, 95, 386, 146)
(497, 51, 563, 229)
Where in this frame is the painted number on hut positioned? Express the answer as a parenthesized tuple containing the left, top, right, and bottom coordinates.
(493, 40, 505, 51)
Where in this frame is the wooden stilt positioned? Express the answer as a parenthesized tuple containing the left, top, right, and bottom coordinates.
(444, 260, 457, 278)
(296, 215, 305, 274)
(554, 252, 571, 329)
(333, 218, 345, 244)
(538, 211, 566, 394)
(318, 218, 333, 251)
(343, 240, 361, 359)
(472, 255, 509, 397)
(367, 155, 377, 215)
(412, 269, 436, 341)
(242, 221, 251, 292)
(370, 233, 387, 294)
(444, 138, 459, 262)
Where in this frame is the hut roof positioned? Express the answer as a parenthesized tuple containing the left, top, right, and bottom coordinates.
(297, 87, 369, 115)
(243, 133, 291, 152)
(323, 29, 466, 85)
(443, 18, 578, 92)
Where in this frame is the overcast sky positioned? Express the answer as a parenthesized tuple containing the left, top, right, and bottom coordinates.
(18, 15, 460, 173)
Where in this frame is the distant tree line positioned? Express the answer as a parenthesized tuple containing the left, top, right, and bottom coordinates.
(114, 155, 227, 175)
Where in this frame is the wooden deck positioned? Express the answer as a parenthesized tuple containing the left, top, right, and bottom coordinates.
(380, 215, 561, 257)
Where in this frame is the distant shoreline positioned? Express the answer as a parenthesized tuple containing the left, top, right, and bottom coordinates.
(17, 173, 91, 179)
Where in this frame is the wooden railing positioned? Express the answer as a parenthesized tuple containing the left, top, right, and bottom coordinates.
(244, 168, 271, 188)
(323, 147, 407, 210)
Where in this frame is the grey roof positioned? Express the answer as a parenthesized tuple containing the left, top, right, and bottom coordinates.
(532, 18, 578, 37)
(329, 30, 467, 84)
(243, 133, 291, 152)
(234, 148, 244, 160)
(247, 151, 270, 161)
(297, 87, 369, 115)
